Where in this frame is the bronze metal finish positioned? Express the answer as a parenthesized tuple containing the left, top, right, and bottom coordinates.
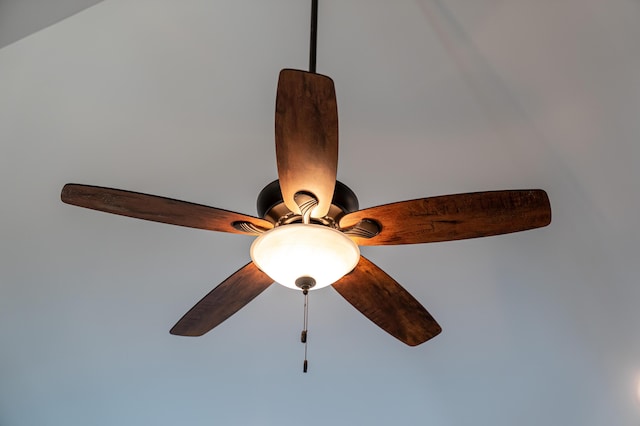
(257, 179, 359, 228)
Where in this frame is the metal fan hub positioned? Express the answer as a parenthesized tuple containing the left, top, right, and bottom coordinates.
(257, 179, 359, 226)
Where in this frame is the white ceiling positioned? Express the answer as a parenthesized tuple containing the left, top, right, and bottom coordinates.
(1, 1, 639, 425)
(0, 0, 105, 49)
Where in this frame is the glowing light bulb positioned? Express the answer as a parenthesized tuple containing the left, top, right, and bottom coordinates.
(250, 224, 360, 290)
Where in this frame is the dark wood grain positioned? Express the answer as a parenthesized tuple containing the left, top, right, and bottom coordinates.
(170, 262, 273, 336)
(339, 189, 551, 246)
(275, 69, 339, 218)
(61, 184, 273, 235)
(332, 256, 441, 346)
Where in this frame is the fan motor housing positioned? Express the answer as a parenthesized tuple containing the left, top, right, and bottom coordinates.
(257, 180, 359, 226)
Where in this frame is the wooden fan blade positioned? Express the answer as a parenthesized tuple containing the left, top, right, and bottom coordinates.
(275, 69, 339, 217)
(61, 184, 273, 235)
(332, 256, 441, 346)
(339, 189, 551, 246)
(170, 262, 273, 336)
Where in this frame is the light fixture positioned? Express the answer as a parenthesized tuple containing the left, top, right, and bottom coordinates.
(250, 223, 360, 290)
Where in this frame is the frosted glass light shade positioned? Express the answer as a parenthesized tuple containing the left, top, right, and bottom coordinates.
(250, 224, 360, 290)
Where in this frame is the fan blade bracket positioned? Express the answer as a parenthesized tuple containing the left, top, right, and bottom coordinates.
(232, 221, 270, 235)
(341, 219, 381, 240)
(294, 191, 319, 224)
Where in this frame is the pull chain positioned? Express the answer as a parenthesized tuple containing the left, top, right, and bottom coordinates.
(301, 288, 310, 373)
(293, 191, 318, 373)
(295, 276, 316, 373)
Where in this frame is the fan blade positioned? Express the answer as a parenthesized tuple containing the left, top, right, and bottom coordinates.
(332, 256, 441, 346)
(61, 184, 273, 235)
(275, 69, 339, 217)
(339, 189, 551, 246)
(170, 262, 273, 336)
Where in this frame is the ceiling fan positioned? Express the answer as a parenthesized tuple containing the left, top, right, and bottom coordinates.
(60, 1, 551, 352)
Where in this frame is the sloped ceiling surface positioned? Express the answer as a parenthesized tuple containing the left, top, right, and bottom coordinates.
(0, 0, 105, 49)
(1, 1, 639, 425)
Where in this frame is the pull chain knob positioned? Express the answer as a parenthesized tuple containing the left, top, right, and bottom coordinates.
(296, 276, 315, 373)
